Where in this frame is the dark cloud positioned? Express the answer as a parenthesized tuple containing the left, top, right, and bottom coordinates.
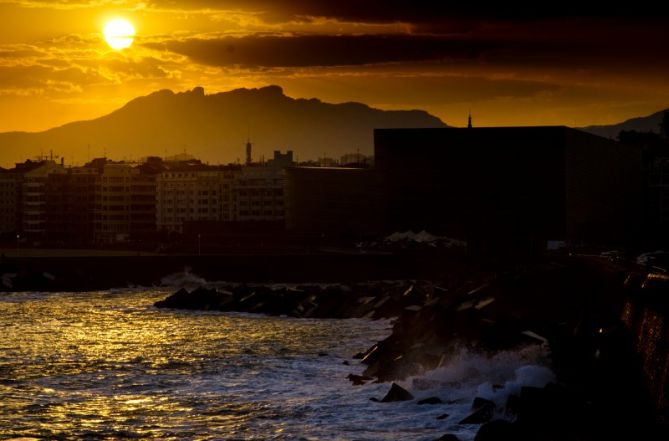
(148, 1, 669, 23)
(145, 22, 669, 72)
(146, 35, 492, 68)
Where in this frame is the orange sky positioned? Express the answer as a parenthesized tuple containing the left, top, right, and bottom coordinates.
(0, 1, 668, 132)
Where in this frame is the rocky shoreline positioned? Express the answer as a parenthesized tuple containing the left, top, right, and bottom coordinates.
(154, 256, 668, 440)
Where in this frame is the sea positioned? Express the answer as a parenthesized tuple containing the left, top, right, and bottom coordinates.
(0, 280, 554, 440)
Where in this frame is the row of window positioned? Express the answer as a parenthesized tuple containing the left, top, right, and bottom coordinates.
(238, 200, 283, 207)
(238, 210, 281, 216)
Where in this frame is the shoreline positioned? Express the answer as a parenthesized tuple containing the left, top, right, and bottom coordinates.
(151, 255, 668, 440)
(4, 251, 669, 439)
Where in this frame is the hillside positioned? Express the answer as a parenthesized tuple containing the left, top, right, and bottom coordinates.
(0, 85, 446, 165)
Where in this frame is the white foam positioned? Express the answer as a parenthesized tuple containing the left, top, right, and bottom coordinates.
(160, 270, 208, 287)
(402, 344, 554, 438)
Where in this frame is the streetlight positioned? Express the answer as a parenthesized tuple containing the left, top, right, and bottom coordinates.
(16, 234, 20, 257)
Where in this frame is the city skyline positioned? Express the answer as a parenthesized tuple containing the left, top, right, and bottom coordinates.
(0, 1, 668, 138)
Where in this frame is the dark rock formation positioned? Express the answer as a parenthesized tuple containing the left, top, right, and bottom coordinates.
(154, 287, 233, 310)
(154, 280, 451, 322)
(379, 383, 414, 402)
(346, 374, 373, 386)
(151, 256, 669, 440)
(474, 420, 524, 441)
(459, 397, 496, 424)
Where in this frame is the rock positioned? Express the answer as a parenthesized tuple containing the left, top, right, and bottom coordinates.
(318, 352, 328, 357)
(435, 435, 460, 441)
(472, 397, 495, 409)
(474, 420, 523, 441)
(380, 383, 414, 402)
(154, 287, 188, 308)
(153, 287, 238, 311)
(504, 394, 521, 416)
(347, 374, 373, 385)
(342, 360, 350, 366)
(417, 396, 444, 405)
(459, 397, 495, 424)
(436, 413, 449, 420)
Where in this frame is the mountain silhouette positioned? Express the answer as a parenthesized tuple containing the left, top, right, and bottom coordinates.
(0, 85, 446, 165)
(579, 108, 668, 139)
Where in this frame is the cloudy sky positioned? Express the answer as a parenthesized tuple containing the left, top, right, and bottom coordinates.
(1, 1, 668, 132)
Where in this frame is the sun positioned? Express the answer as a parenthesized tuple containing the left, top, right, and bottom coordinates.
(103, 18, 135, 50)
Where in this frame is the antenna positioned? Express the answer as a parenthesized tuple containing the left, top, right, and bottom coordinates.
(245, 138, 252, 165)
(468, 110, 472, 129)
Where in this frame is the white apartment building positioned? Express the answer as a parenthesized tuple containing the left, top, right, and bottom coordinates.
(156, 165, 239, 233)
(95, 163, 135, 242)
(21, 161, 66, 238)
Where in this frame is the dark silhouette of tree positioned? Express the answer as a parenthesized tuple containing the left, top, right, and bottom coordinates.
(660, 110, 669, 140)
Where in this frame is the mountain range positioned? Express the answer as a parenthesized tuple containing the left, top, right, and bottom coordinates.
(0, 85, 666, 167)
(0, 85, 446, 166)
(579, 109, 668, 139)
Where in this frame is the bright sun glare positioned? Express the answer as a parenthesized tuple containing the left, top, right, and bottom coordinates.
(103, 18, 135, 50)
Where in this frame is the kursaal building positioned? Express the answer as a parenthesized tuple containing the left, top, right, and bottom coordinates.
(286, 126, 643, 255)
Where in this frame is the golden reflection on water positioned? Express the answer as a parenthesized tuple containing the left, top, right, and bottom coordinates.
(0, 289, 391, 439)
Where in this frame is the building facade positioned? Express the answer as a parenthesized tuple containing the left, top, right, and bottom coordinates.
(286, 127, 643, 253)
(44, 167, 99, 243)
(21, 161, 66, 240)
(156, 164, 240, 233)
(233, 165, 286, 222)
(285, 167, 383, 238)
(94, 163, 159, 243)
(0, 169, 18, 236)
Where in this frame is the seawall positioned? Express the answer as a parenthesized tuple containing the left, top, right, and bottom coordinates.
(622, 271, 669, 424)
(0, 251, 469, 291)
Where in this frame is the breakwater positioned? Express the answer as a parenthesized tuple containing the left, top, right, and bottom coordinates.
(0, 251, 467, 292)
(153, 256, 669, 439)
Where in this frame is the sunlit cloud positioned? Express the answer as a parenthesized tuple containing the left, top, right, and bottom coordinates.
(0, 0, 667, 133)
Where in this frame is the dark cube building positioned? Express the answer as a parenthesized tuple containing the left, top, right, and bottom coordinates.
(285, 167, 384, 240)
(375, 127, 642, 253)
(287, 126, 643, 254)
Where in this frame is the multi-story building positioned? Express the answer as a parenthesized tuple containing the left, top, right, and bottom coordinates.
(95, 163, 130, 243)
(234, 151, 293, 222)
(129, 171, 158, 240)
(156, 163, 240, 233)
(0, 169, 18, 236)
(45, 167, 98, 244)
(21, 160, 66, 239)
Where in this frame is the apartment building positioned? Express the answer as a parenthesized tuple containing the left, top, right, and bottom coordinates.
(156, 164, 240, 233)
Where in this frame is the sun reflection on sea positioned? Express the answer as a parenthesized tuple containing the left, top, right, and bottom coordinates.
(0, 289, 394, 439)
